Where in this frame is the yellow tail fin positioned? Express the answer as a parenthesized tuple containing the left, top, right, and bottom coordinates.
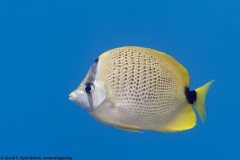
(195, 80, 214, 122)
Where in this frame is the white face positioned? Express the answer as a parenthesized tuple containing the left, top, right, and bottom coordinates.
(69, 57, 106, 112)
(69, 81, 106, 112)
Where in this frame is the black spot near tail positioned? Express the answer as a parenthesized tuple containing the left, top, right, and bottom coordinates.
(185, 87, 197, 104)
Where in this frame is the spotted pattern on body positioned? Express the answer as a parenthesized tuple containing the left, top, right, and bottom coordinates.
(92, 47, 188, 129)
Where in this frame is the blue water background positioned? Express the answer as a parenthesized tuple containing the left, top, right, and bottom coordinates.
(0, 0, 239, 159)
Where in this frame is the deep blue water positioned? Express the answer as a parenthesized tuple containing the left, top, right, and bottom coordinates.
(0, 0, 239, 159)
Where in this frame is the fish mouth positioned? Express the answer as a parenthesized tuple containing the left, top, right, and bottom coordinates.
(69, 91, 77, 101)
(68, 90, 94, 112)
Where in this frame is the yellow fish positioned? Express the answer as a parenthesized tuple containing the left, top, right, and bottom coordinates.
(69, 46, 214, 132)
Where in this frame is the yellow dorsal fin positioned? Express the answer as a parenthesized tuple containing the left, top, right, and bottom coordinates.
(156, 104, 196, 132)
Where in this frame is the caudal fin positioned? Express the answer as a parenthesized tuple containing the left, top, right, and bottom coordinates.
(195, 80, 214, 123)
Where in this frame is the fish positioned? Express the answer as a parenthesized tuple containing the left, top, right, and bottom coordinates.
(69, 46, 214, 132)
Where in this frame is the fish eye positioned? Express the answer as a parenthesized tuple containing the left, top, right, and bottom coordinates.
(84, 83, 95, 93)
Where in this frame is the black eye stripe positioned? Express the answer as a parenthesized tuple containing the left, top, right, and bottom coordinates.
(86, 58, 99, 83)
(84, 82, 94, 93)
(85, 86, 92, 92)
(85, 82, 93, 86)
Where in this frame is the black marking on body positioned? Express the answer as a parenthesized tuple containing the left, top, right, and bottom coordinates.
(87, 93, 94, 111)
(185, 87, 197, 104)
(86, 57, 99, 83)
(84, 58, 99, 112)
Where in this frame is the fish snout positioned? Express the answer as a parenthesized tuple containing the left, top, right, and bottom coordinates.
(69, 91, 79, 101)
(69, 90, 92, 112)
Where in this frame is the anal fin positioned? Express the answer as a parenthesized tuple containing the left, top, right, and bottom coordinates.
(156, 104, 196, 132)
(114, 124, 142, 133)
